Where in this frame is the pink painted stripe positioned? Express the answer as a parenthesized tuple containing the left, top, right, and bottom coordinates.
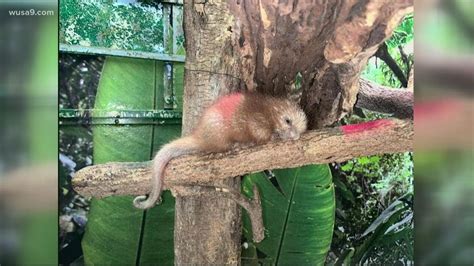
(213, 93, 244, 121)
(341, 119, 393, 135)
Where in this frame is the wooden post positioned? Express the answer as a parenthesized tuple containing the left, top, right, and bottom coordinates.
(174, 1, 244, 264)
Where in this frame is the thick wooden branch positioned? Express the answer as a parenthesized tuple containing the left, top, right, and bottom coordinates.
(357, 78, 413, 118)
(73, 119, 413, 198)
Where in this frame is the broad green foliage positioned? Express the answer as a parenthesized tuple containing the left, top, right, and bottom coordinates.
(59, 55, 185, 264)
(60, 0, 165, 52)
(341, 153, 413, 198)
(386, 14, 414, 49)
(337, 194, 413, 265)
(241, 165, 335, 265)
(81, 57, 179, 264)
(331, 152, 414, 264)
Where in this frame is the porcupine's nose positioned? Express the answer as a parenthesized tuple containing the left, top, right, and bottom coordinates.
(289, 129, 300, 140)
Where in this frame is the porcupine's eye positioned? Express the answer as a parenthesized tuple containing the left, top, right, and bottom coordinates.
(284, 117, 291, 125)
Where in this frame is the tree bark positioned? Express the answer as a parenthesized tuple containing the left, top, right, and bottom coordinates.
(223, 0, 412, 128)
(175, 1, 244, 264)
(357, 78, 413, 118)
(73, 119, 413, 198)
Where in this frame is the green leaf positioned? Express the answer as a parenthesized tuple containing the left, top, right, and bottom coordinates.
(83, 197, 144, 265)
(351, 193, 412, 263)
(82, 57, 179, 265)
(361, 196, 404, 237)
(351, 207, 404, 264)
(386, 14, 413, 49)
(242, 165, 335, 265)
(334, 247, 355, 266)
(333, 176, 355, 204)
(60, 1, 166, 53)
(340, 161, 353, 172)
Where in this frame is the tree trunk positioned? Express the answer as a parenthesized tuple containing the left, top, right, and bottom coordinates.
(175, 1, 244, 264)
(226, 0, 413, 128)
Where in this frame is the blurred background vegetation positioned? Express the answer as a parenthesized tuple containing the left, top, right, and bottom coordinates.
(0, 1, 57, 264)
(415, 0, 474, 265)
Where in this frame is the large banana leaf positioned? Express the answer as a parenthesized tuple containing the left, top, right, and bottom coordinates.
(81, 57, 182, 265)
(242, 165, 335, 265)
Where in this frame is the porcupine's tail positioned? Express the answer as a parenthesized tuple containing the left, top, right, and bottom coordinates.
(133, 136, 200, 209)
